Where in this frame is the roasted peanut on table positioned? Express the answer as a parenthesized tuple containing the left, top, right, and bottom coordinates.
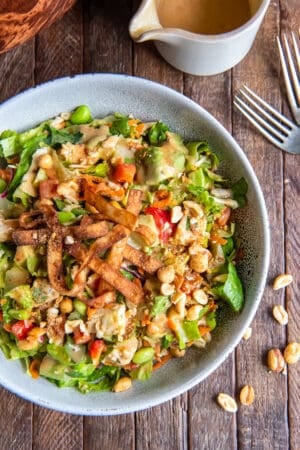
(284, 342, 300, 365)
(267, 348, 286, 373)
(243, 327, 252, 340)
(217, 393, 238, 413)
(239, 385, 255, 406)
(272, 305, 288, 325)
(272, 273, 293, 290)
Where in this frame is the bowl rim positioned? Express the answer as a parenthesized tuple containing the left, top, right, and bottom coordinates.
(0, 73, 270, 415)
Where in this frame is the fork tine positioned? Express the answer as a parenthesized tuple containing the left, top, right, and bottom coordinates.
(241, 85, 295, 131)
(234, 97, 287, 145)
(234, 97, 284, 148)
(292, 32, 300, 73)
(283, 33, 300, 104)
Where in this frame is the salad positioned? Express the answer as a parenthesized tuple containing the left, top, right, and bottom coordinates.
(0, 105, 247, 393)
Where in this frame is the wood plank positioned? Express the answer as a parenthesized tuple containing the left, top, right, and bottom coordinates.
(35, 1, 83, 82)
(83, 0, 133, 73)
(0, 388, 32, 450)
(184, 71, 237, 450)
(279, 2, 300, 449)
(32, 408, 83, 450)
(135, 398, 187, 450)
(0, 40, 35, 450)
(0, 40, 34, 102)
(188, 359, 237, 450)
(233, 2, 289, 448)
(83, 416, 135, 450)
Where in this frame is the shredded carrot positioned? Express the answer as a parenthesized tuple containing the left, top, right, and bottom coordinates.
(128, 119, 139, 126)
(29, 359, 41, 379)
(153, 353, 172, 371)
(141, 313, 151, 326)
(210, 233, 227, 245)
(151, 197, 171, 209)
(128, 119, 146, 138)
(198, 325, 211, 336)
(173, 274, 184, 291)
(3, 323, 12, 332)
(217, 207, 231, 227)
(167, 318, 178, 331)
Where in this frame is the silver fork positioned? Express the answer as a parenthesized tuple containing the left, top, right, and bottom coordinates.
(234, 85, 300, 154)
(277, 31, 300, 124)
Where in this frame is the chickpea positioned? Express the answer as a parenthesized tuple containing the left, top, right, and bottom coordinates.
(38, 153, 53, 169)
(160, 283, 175, 296)
(157, 265, 175, 284)
(59, 298, 73, 314)
(189, 252, 209, 273)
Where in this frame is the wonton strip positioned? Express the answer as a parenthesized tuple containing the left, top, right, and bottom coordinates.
(97, 189, 143, 293)
(124, 245, 163, 274)
(126, 189, 144, 215)
(72, 220, 110, 239)
(85, 186, 137, 229)
(68, 243, 143, 304)
(74, 225, 129, 274)
(47, 229, 85, 297)
(12, 221, 110, 246)
(13, 228, 50, 246)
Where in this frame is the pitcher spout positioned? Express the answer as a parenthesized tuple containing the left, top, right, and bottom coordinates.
(129, 0, 162, 42)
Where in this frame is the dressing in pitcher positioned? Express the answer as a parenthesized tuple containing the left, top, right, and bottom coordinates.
(157, 0, 252, 35)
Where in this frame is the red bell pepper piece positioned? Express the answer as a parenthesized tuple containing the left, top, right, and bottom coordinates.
(144, 206, 175, 242)
(88, 339, 106, 366)
(11, 320, 33, 340)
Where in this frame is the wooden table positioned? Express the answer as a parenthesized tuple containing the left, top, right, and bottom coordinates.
(0, 1, 299, 449)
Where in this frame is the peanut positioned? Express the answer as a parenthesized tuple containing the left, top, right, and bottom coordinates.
(113, 377, 132, 393)
(186, 305, 202, 321)
(239, 385, 255, 405)
(267, 348, 285, 372)
(217, 393, 238, 413)
(272, 305, 288, 325)
(283, 342, 300, 364)
(273, 274, 293, 290)
(243, 327, 252, 341)
(192, 288, 208, 305)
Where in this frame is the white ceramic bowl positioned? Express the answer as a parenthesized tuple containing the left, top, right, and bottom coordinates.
(0, 74, 270, 415)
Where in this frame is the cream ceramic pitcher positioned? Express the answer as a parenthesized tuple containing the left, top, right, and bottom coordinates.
(129, 0, 270, 76)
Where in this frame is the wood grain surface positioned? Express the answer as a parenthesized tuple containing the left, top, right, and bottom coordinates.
(0, 1, 299, 449)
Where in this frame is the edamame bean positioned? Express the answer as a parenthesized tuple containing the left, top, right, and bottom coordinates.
(132, 347, 155, 364)
(74, 299, 87, 317)
(0, 178, 7, 193)
(70, 105, 92, 124)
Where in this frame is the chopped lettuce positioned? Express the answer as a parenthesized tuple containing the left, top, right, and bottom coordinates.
(212, 262, 244, 312)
